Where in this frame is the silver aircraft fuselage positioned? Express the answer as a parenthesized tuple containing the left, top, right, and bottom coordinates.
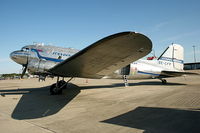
(10, 44, 79, 75)
(10, 43, 185, 80)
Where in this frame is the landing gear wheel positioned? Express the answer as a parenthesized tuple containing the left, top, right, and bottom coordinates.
(50, 83, 62, 95)
(161, 79, 167, 85)
(50, 80, 66, 95)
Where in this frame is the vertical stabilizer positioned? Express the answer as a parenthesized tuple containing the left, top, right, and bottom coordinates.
(158, 44, 184, 70)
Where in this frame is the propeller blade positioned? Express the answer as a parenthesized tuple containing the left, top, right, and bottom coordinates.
(21, 65, 27, 78)
(21, 54, 29, 79)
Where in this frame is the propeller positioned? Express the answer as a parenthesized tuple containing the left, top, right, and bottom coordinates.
(21, 64, 28, 78)
(21, 53, 29, 78)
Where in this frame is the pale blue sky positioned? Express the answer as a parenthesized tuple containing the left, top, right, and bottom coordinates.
(0, 0, 200, 74)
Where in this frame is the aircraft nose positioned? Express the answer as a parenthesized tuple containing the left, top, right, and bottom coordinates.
(10, 51, 18, 61)
(10, 51, 16, 60)
(10, 50, 28, 65)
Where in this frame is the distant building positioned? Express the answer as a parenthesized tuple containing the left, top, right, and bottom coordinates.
(184, 62, 200, 70)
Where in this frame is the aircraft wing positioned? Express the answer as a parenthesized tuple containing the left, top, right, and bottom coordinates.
(160, 70, 199, 77)
(49, 32, 152, 78)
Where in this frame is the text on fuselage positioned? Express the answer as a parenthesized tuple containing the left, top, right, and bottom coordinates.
(159, 61, 171, 66)
(52, 52, 71, 57)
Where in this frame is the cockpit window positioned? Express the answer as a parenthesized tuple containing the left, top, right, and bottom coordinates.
(21, 47, 30, 52)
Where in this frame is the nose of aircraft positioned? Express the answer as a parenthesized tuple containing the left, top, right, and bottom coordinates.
(10, 50, 28, 65)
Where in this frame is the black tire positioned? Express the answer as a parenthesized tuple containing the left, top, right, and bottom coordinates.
(50, 83, 56, 95)
(162, 79, 167, 85)
(50, 83, 63, 95)
(58, 80, 66, 87)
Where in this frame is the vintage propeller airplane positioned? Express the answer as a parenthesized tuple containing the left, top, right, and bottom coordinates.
(10, 31, 193, 95)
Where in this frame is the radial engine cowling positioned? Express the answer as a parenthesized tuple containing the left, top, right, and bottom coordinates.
(119, 64, 130, 75)
(27, 59, 57, 74)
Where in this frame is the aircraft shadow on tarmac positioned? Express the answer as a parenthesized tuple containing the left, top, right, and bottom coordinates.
(0, 83, 80, 120)
(0, 81, 186, 120)
(81, 81, 186, 90)
(102, 106, 200, 133)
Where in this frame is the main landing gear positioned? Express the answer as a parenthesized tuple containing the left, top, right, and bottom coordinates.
(50, 77, 73, 95)
(159, 78, 167, 85)
(123, 75, 129, 87)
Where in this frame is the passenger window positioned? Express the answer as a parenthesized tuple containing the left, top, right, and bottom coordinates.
(58, 56, 62, 59)
(21, 48, 29, 52)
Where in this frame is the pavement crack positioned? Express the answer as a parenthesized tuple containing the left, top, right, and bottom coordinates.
(24, 121, 57, 133)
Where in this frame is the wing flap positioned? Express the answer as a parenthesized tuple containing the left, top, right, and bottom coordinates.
(49, 32, 152, 78)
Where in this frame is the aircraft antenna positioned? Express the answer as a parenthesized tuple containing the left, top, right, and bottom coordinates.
(172, 45, 175, 68)
(192, 45, 197, 69)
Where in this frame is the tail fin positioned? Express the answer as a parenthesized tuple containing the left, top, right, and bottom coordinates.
(158, 44, 184, 70)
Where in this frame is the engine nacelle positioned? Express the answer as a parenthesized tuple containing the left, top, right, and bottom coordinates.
(27, 59, 57, 74)
(117, 64, 130, 75)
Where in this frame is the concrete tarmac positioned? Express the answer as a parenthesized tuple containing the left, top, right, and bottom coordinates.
(0, 74, 200, 133)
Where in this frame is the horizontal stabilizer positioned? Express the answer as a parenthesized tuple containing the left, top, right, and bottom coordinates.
(160, 70, 199, 77)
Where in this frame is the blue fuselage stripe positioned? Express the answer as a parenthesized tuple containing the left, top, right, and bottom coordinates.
(137, 71, 160, 76)
(31, 49, 64, 62)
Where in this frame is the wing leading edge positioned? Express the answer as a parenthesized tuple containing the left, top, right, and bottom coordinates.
(49, 32, 152, 78)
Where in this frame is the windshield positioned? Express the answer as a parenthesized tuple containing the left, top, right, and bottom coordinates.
(21, 47, 30, 52)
